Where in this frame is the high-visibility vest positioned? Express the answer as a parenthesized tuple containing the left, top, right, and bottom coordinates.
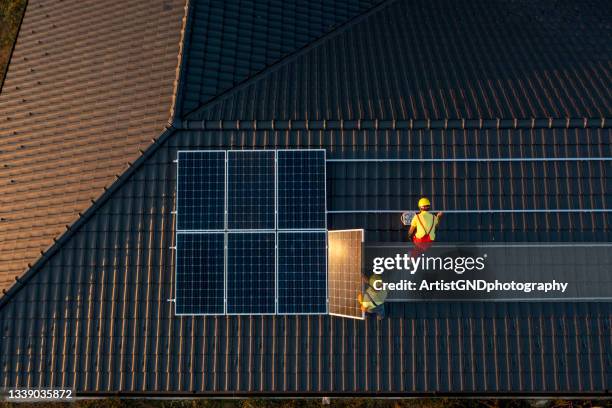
(410, 211, 438, 240)
(361, 284, 388, 311)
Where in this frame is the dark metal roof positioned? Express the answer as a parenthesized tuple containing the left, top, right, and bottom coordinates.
(0, 0, 188, 290)
(0, 0, 610, 396)
(189, 0, 612, 121)
(179, 0, 382, 115)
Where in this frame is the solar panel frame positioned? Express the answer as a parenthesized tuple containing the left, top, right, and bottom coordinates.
(328, 229, 365, 320)
(277, 230, 329, 315)
(276, 149, 327, 231)
(176, 150, 226, 231)
(174, 232, 226, 316)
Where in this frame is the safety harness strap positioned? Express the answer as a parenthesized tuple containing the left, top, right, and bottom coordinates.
(416, 213, 436, 235)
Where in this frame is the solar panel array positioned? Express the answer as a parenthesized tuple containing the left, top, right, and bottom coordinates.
(328, 230, 365, 319)
(175, 149, 328, 315)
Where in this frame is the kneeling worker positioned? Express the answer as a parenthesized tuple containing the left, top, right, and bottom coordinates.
(407, 197, 443, 256)
(358, 275, 388, 319)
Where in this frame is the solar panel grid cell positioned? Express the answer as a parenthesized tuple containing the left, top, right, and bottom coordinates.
(277, 231, 328, 314)
(227, 232, 276, 314)
(228, 150, 276, 230)
(175, 233, 225, 315)
(277, 150, 327, 230)
(177, 151, 225, 230)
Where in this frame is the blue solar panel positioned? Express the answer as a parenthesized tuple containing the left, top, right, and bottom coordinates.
(277, 150, 326, 229)
(228, 151, 275, 230)
(177, 151, 225, 230)
(227, 232, 276, 314)
(277, 231, 327, 314)
(175, 233, 225, 315)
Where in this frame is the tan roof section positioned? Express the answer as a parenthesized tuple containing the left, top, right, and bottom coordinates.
(0, 0, 187, 290)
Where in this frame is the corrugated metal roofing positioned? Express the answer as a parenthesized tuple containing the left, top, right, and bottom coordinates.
(0, 0, 188, 291)
(0, 0, 610, 396)
(179, 0, 382, 115)
(189, 0, 612, 121)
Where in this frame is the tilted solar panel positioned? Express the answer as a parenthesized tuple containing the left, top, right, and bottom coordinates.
(228, 150, 276, 230)
(175, 233, 225, 315)
(277, 231, 328, 314)
(177, 151, 225, 230)
(328, 229, 365, 319)
(277, 150, 326, 230)
(227, 232, 276, 314)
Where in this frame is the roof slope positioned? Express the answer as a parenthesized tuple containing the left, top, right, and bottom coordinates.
(0, 0, 187, 290)
(189, 0, 612, 120)
(179, 0, 382, 115)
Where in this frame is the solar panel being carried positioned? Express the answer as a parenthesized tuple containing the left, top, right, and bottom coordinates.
(177, 151, 225, 230)
(228, 150, 275, 230)
(175, 232, 225, 315)
(277, 231, 328, 314)
(328, 229, 365, 319)
(277, 150, 326, 230)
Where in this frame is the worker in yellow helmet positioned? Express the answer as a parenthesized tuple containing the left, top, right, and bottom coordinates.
(357, 274, 387, 319)
(407, 197, 443, 256)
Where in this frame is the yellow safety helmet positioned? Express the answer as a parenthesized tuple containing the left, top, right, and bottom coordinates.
(418, 197, 431, 208)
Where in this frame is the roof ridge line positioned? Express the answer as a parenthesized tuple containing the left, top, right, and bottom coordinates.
(180, 0, 397, 121)
(168, 0, 193, 124)
(180, 117, 611, 131)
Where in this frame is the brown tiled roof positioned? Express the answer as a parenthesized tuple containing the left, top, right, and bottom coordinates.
(0, 0, 188, 290)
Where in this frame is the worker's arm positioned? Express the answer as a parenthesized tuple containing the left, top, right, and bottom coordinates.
(407, 225, 416, 239)
(436, 212, 443, 224)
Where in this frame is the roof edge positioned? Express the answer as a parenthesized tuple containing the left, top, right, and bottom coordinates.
(0, 0, 28, 94)
(168, 0, 194, 126)
(180, 0, 396, 121)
